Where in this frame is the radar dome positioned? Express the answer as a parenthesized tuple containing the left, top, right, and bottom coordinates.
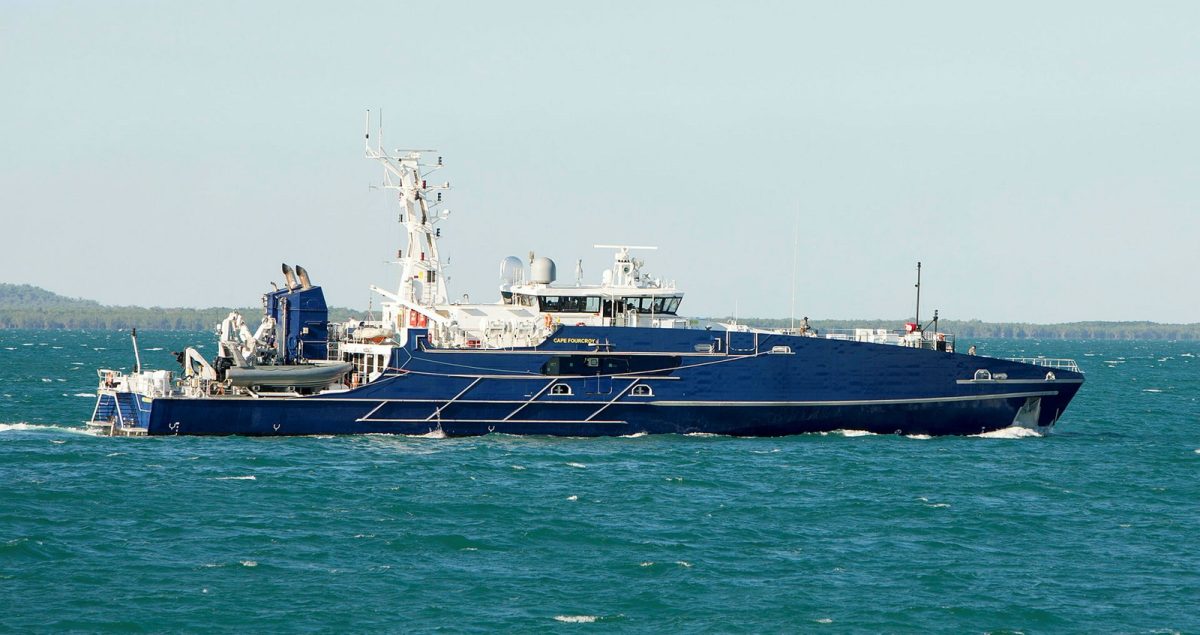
(499, 256, 525, 287)
(530, 257, 557, 285)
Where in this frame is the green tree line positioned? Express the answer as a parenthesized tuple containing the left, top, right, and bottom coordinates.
(3, 284, 1196, 339)
(0, 284, 361, 330)
(707, 317, 1200, 341)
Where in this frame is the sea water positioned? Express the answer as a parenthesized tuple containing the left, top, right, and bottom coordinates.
(1, 330, 1197, 632)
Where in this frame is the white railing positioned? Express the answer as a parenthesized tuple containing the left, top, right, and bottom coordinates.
(1005, 357, 1081, 373)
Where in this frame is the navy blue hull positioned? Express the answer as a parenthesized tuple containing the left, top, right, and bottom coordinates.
(141, 327, 1083, 437)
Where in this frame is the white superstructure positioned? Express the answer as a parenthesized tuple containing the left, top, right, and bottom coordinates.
(349, 116, 688, 351)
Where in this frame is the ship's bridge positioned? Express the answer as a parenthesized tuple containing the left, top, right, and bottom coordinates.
(419, 246, 687, 349)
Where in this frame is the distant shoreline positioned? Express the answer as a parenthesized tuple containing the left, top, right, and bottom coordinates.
(1, 283, 1196, 339)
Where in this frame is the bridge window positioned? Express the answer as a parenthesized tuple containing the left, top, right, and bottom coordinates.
(550, 383, 572, 396)
(974, 369, 992, 381)
(631, 384, 653, 397)
(538, 296, 603, 313)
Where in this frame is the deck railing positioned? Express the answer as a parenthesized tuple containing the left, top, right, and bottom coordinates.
(1005, 357, 1081, 373)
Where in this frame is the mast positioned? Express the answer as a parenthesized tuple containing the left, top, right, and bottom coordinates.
(914, 261, 922, 333)
(364, 111, 451, 330)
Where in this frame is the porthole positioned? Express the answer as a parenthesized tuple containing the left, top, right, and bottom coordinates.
(1045, 371, 1056, 381)
(550, 383, 572, 396)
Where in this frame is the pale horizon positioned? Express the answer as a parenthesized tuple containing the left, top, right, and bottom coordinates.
(3, 2, 1196, 323)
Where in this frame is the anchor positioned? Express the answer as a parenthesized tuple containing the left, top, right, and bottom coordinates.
(487, 425, 496, 433)
(273, 423, 281, 432)
(168, 421, 180, 433)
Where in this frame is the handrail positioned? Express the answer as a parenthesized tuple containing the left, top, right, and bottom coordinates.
(998, 355, 1084, 372)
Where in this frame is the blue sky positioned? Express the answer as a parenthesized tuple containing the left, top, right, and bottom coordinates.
(2, 1, 1196, 322)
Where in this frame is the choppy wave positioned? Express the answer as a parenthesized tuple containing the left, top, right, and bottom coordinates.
(972, 426, 1043, 439)
(553, 615, 598, 623)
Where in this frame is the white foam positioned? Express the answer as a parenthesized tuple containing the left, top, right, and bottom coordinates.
(566, 495, 578, 501)
(904, 434, 933, 440)
(554, 616, 597, 623)
(684, 432, 719, 437)
(675, 560, 692, 568)
(815, 618, 833, 624)
(1194, 449, 1200, 454)
(566, 462, 587, 469)
(214, 475, 257, 481)
(1142, 388, 1163, 393)
(511, 465, 526, 470)
(619, 431, 648, 438)
(972, 426, 1043, 439)
(918, 496, 950, 508)
(639, 561, 654, 567)
(414, 429, 446, 439)
(146, 347, 163, 351)
(837, 429, 876, 437)
(40, 378, 52, 383)
(73, 393, 95, 398)
(240, 560, 257, 567)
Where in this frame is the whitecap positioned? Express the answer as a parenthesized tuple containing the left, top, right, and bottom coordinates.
(146, 347, 163, 351)
(836, 429, 876, 437)
(566, 495, 578, 501)
(2, 347, 14, 351)
(239, 560, 257, 567)
(1142, 388, 1163, 393)
(214, 475, 256, 481)
(51, 346, 63, 349)
(639, 561, 654, 567)
(675, 561, 692, 568)
(414, 429, 446, 439)
(554, 616, 597, 623)
(566, 462, 587, 469)
(684, 432, 720, 437)
(40, 378, 52, 383)
(815, 618, 833, 624)
(73, 393, 94, 398)
(50, 439, 66, 444)
(972, 426, 1042, 439)
(619, 431, 648, 438)
(904, 434, 933, 440)
(511, 465, 526, 470)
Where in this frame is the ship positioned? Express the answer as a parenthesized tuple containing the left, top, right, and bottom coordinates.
(86, 121, 1084, 437)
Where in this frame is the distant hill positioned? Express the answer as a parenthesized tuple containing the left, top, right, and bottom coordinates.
(0, 284, 364, 330)
(1, 284, 1196, 338)
(707, 317, 1200, 341)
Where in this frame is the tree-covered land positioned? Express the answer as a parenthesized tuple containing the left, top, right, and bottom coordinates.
(0, 284, 362, 330)
(706, 317, 1200, 341)
(2, 284, 1195, 339)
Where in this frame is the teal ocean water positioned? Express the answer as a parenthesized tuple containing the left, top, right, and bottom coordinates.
(1, 330, 1197, 632)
